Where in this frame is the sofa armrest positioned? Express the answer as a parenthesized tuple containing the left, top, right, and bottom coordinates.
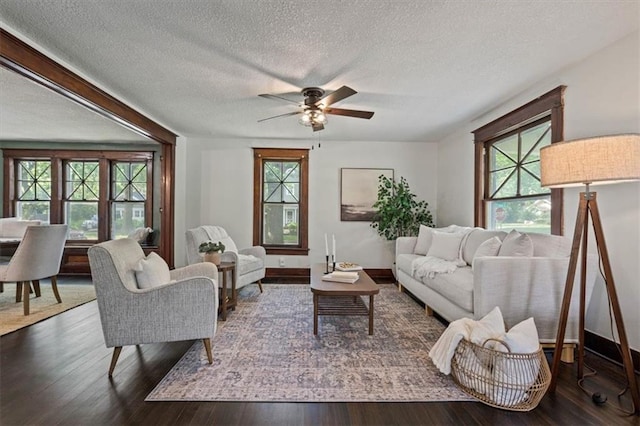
(396, 237, 417, 256)
(170, 262, 218, 282)
(472, 254, 598, 342)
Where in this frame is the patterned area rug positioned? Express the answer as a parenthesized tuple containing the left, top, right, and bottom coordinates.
(0, 282, 96, 336)
(146, 284, 473, 403)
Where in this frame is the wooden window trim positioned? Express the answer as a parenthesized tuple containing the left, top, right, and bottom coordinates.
(4, 149, 154, 243)
(253, 148, 309, 255)
(473, 86, 565, 235)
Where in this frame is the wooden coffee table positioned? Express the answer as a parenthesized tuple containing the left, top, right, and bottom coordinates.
(310, 263, 380, 335)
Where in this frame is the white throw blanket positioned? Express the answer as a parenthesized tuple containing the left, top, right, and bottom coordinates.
(428, 317, 476, 374)
(411, 256, 459, 280)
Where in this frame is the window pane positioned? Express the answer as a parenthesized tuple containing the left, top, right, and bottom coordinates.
(17, 160, 51, 201)
(112, 162, 147, 201)
(263, 203, 299, 245)
(282, 162, 299, 182)
(521, 122, 550, 162)
(486, 196, 551, 234)
(65, 202, 97, 240)
(66, 161, 99, 200)
(490, 167, 517, 198)
(283, 183, 299, 202)
(15, 201, 50, 222)
(264, 182, 282, 202)
(111, 202, 145, 239)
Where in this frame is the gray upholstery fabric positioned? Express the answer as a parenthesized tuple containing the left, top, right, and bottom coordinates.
(186, 226, 266, 290)
(88, 238, 217, 348)
(0, 224, 67, 282)
(425, 267, 474, 312)
(0, 218, 42, 239)
(462, 229, 507, 265)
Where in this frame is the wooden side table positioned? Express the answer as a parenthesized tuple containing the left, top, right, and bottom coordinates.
(216, 261, 237, 320)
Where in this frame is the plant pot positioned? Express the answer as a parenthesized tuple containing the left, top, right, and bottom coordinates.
(203, 252, 221, 265)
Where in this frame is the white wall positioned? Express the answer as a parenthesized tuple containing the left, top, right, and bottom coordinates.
(437, 32, 640, 350)
(175, 138, 438, 269)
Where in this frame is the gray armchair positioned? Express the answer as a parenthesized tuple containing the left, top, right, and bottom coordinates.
(88, 238, 218, 376)
(186, 225, 265, 292)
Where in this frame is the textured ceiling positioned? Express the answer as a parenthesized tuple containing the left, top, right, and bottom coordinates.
(0, 0, 638, 143)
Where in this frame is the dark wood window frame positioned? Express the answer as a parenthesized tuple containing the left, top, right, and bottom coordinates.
(473, 86, 566, 235)
(253, 148, 309, 255)
(3, 149, 153, 243)
(1, 29, 177, 267)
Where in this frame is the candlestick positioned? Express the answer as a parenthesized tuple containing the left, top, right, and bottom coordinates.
(325, 255, 330, 274)
(332, 234, 336, 261)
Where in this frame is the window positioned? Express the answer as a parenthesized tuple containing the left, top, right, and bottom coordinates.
(473, 86, 565, 235)
(15, 159, 51, 223)
(253, 148, 309, 255)
(3, 149, 153, 243)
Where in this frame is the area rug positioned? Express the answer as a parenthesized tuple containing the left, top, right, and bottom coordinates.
(0, 282, 96, 336)
(146, 284, 473, 403)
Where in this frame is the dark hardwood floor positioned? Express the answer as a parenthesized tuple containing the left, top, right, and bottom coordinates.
(1, 283, 638, 425)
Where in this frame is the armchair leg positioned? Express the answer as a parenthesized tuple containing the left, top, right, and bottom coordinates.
(109, 347, 123, 377)
(257, 280, 263, 293)
(23, 281, 30, 315)
(51, 276, 62, 303)
(16, 282, 22, 302)
(203, 338, 213, 364)
(32, 280, 41, 297)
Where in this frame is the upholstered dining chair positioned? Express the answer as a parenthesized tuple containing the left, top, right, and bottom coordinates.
(88, 238, 218, 376)
(0, 224, 67, 315)
(186, 225, 265, 293)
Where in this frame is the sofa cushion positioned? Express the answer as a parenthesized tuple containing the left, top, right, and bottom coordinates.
(462, 229, 507, 265)
(472, 236, 502, 270)
(134, 252, 171, 289)
(414, 225, 434, 255)
(424, 266, 474, 312)
(427, 231, 465, 262)
(498, 230, 534, 257)
(397, 253, 423, 275)
(528, 233, 571, 257)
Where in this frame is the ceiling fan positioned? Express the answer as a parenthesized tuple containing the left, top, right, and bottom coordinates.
(258, 86, 374, 132)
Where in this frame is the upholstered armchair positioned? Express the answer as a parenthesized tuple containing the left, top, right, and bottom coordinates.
(88, 238, 218, 376)
(185, 225, 265, 293)
(0, 224, 67, 315)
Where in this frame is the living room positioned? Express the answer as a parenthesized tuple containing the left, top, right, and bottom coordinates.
(1, 1, 639, 424)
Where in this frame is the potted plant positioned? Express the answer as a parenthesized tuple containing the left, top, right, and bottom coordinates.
(198, 241, 225, 265)
(370, 175, 433, 240)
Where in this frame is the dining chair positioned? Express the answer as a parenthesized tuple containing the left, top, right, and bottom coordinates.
(0, 224, 68, 315)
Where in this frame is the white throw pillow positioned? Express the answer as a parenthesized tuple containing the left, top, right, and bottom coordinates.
(469, 306, 506, 349)
(498, 229, 534, 257)
(490, 317, 541, 406)
(134, 252, 171, 289)
(472, 236, 502, 270)
(426, 231, 465, 262)
(414, 225, 434, 255)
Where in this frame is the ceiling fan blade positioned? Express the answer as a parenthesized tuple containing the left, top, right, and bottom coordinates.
(312, 122, 324, 132)
(258, 93, 300, 105)
(324, 107, 374, 119)
(257, 111, 301, 122)
(318, 86, 356, 107)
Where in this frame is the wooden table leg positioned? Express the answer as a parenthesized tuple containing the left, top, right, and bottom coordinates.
(220, 270, 228, 321)
(368, 295, 374, 335)
(313, 294, 319, 335)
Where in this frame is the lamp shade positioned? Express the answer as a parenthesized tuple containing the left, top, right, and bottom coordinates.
(540, 134, 640, 188)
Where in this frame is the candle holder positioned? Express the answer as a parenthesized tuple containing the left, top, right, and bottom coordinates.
(325, 255, 330, 274)
(332, 255, 336, 272)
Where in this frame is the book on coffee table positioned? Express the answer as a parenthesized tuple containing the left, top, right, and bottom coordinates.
(335, 262, 363, 272)
(322, 271, 359, 284)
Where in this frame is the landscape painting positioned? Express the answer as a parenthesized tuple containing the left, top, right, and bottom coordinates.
(341, 168, 394, 221)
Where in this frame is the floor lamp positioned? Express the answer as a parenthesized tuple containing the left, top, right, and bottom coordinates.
(540, 134, 640, 415)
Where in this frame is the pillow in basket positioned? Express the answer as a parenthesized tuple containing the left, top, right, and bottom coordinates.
(490, 317, 541, 406)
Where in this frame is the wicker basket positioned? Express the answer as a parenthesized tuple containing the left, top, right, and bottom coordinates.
(450, 338, 551, 411)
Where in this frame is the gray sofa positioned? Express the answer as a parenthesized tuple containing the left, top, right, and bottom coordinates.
(395, 226, 598, 346)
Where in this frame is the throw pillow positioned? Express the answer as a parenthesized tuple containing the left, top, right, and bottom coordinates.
(134, 252, 171, 289)
(490, 317, 541, 406)
(414, 225, 434, 255)
(426, 231, 465, 262)
(469, 306, 506, 348)
(472, 236, 502, 270)
(498, 229, 534, 257)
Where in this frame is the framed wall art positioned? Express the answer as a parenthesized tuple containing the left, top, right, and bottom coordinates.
(340, 168, 394, 221)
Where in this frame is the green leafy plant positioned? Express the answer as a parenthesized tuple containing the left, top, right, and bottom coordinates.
(198, 241, 225, 254)
(370, 175, 433, 240)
